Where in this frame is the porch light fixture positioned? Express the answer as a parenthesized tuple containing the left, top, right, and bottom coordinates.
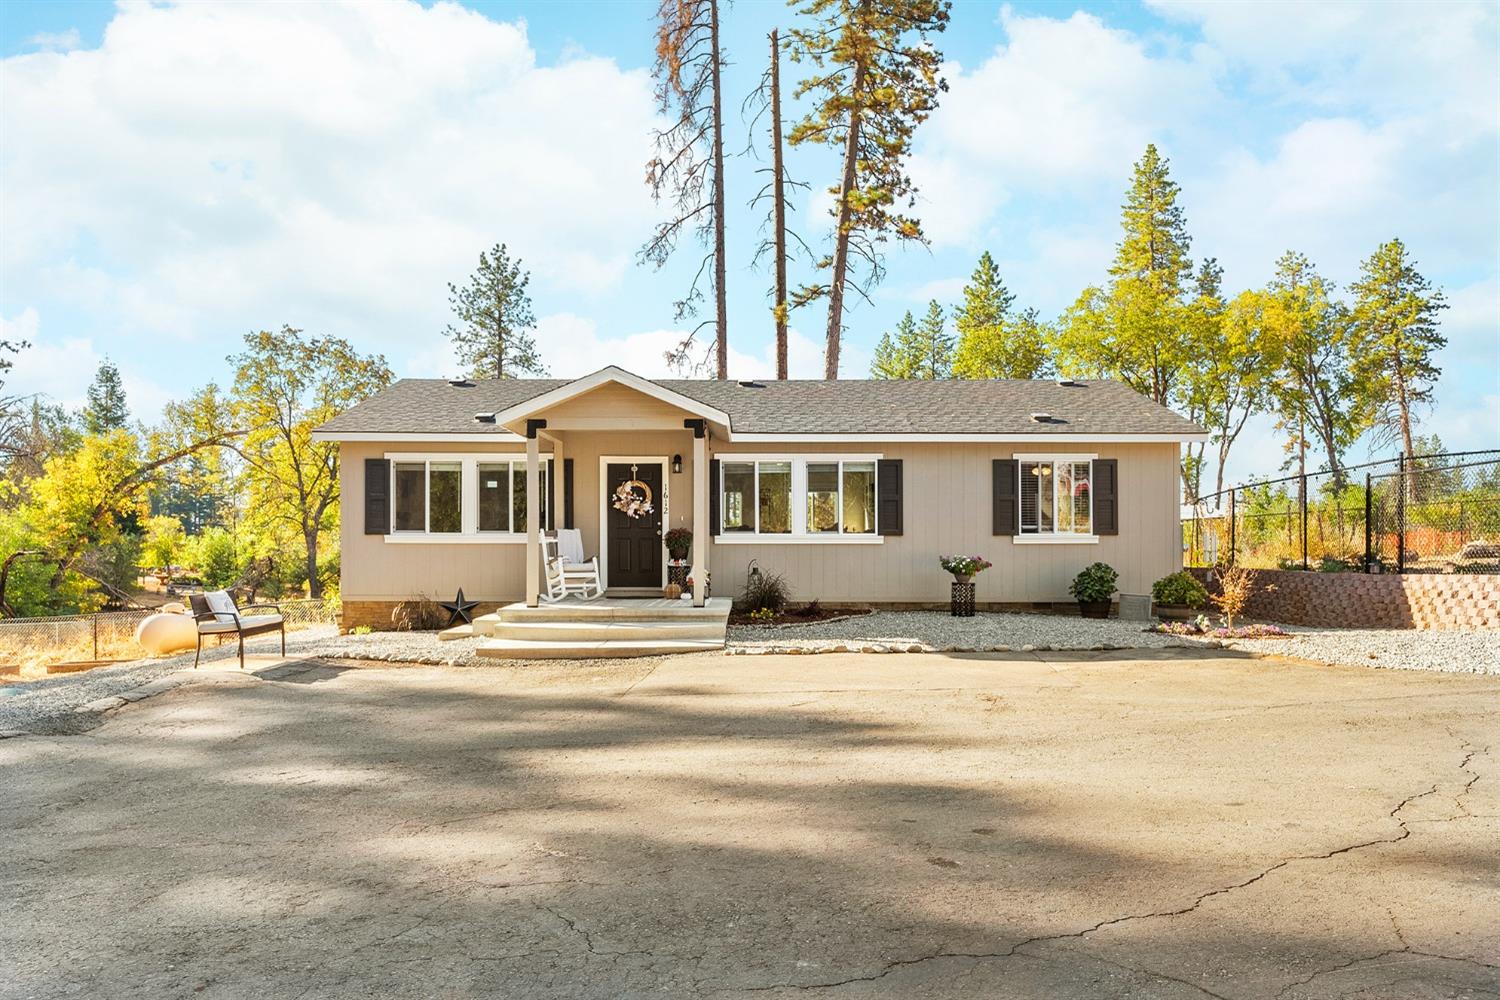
(672, 454, 683, 474)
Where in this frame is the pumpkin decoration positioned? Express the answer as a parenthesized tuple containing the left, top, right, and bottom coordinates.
(663, 583, 683, 599)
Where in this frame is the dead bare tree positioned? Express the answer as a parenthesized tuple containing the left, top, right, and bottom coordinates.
(642, 0, 730, 378)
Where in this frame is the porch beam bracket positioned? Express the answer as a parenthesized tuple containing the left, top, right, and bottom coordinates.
(684, 419, 706, 439)
(526, 419, 548, 439)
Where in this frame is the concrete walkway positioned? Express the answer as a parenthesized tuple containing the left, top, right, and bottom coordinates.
(2, 648, 1496, 998)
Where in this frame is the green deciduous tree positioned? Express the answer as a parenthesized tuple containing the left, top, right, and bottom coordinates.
(786, 0, 950, 378)
(951, 251, 1051, 379)
(643, 0, 730, 378)
(143, 514, 185, 570)
(1194, 289, 1274, 503)
(1053, 145, 1199, 406)
(445, 244, 544, 380)
(1348, 238, 1448, 459)
(1262, 251, 1368, 488)
(83, 359, 128, 435)
(192, 527, 239, 589)
(223, 327, 393, 599)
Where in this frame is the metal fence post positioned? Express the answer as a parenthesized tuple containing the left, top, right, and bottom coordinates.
(1228, 488, 1237, 567)
(93, 614, 99, 661)
(1300, 472, 1309, 569)
(1396, 452, 1406, 573)
(1364, 473, 1373, 572)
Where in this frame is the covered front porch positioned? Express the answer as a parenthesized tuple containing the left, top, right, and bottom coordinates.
(490, 367, 730, 610)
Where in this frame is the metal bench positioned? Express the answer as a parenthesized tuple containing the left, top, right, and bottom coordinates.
(189, 590, 285, 669)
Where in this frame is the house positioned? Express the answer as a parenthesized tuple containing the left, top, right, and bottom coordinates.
(312, 366, 1206, 635)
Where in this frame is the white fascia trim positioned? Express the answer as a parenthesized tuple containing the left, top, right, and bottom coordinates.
(715, 452, 883, 462)
(725, 432, 1208, 444)
(1010, 452, 1098, 461)
(384, 534, 527, 544)
(485, 365, 732, 427)
(312, 431, 525, 443)
(1011, 534, 1100, 545)
(712, 534, 885, 545)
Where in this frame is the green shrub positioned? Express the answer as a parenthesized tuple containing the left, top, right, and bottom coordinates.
(739, 568, 791, 613)
(1151, 571, 1209, 608)
(1068, 562, 1119, 603)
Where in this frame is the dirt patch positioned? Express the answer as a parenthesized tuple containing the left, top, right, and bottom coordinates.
(727, 603, 873, 627)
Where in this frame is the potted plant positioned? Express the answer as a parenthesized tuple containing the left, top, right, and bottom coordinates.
(938, 554, 993, 584)
(1150, 571, 1209, 620)
(1069, 562, 1118, 619)
(664, 527, 693, 561)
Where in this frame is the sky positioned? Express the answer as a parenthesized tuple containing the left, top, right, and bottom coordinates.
(1, 0, 1497, 489)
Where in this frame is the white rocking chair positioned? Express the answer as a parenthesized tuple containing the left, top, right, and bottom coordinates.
(541, 529, 602, 602)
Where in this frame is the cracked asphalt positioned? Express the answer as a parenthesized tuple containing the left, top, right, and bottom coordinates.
(2, 647, 1497, 999)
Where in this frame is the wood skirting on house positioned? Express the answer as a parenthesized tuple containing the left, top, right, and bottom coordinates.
(1187, 568, 1500, 630)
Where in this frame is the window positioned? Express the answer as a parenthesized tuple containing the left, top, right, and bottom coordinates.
(476, 460, 547, 534)
(1019, 459, 1092, 536)
(723, 460, 792, 534)
(719, 456, 880, 540)
(807, 461, 875, 534)
(392, 455, 549, 539)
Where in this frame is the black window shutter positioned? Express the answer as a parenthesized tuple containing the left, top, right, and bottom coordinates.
(547, 458, 556, 530)
(993, 459, 1018, 535)
(708, 459, 720, 535)
(563, 459, 575, 530)
(1094, 459, 1119, 535)
(364, 458, 390, 535)
(877, 459, 903, 536)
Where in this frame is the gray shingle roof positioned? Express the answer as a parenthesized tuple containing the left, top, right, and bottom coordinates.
(315, 376, 1206, 437)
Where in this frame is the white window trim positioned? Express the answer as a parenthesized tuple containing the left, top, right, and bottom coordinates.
(1014, 454, 1097, 542)
(384, 452, 551, 543)
(716, 454, 883, 542)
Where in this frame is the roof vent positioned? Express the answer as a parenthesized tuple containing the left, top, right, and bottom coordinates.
(449, 377, 475, 387)
(473, 412, 496, 424)
(1055, 378, 1083, 388)
(737, 380, 765, 389)
(1030, 412, 1054, 423)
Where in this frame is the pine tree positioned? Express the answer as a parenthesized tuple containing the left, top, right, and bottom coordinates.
(870, 312, 920, 379)
(1053, 145, 1200, 405)
(83, 360, 128, 435)
(1348, 239, 1447, 460)
(444, 243, 544, 380)
(643, 0, 729, 378)
(951, 251, 1050, 379)
(786, 0, 950, 378)
(915, 300, 954, 379)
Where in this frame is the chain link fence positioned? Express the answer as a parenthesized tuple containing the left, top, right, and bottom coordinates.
(0, 598, 338, 670)
(1185, 450, 1500, 574)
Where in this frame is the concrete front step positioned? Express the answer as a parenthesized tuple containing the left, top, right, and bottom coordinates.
(476, 637, 724, 659)
(498, 597, 731, 624)
(492, 619, 725, 642)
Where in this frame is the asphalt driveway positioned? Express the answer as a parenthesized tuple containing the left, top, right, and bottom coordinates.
(2, 648, 1497, 999)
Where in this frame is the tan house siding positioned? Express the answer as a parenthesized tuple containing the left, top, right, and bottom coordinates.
(705, 441, 1181, 605)
(339, 435, 1181, 609)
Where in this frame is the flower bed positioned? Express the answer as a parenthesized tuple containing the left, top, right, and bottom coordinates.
(1151, 620, 1289, 639)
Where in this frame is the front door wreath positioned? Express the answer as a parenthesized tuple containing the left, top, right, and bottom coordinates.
(611, 465, 655, 520)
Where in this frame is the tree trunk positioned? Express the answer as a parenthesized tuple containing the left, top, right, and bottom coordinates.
(824, 53, 867, 380)
(770, 28, 788, 381)
(709, 0, 728, 381)
(304, 526, 322, 599)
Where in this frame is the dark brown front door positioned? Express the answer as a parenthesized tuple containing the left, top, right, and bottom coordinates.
(606, 462, 662, 588)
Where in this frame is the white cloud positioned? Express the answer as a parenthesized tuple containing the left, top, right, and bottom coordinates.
(1147, 0, 1500, 133)
(25, 28, 81, 52)
(1, 0, 661, 352)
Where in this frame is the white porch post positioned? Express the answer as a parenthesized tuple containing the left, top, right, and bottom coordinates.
(524, 422, 542, 607)
(692, 425, 708, 608)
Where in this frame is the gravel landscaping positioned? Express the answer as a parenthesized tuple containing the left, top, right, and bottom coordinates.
(728, 610, 1213, 654)
(1226, 624, 1500, 675)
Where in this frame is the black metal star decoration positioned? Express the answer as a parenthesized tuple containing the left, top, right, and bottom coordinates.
(439, 587, 479, 627)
